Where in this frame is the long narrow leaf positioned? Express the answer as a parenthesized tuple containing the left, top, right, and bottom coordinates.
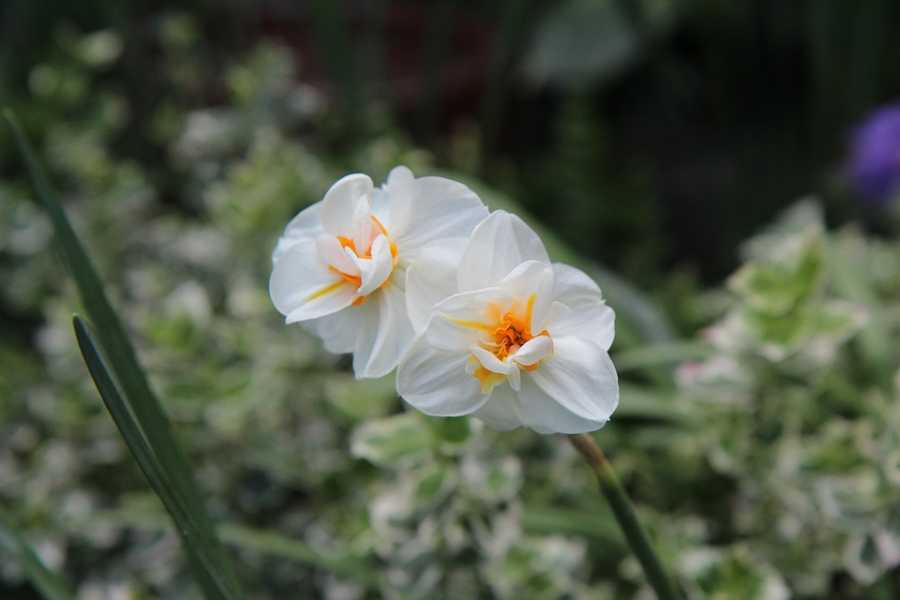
(3, 111, 241, 599)
(0, 509, 75, 600)
(73, 317, 240, 598)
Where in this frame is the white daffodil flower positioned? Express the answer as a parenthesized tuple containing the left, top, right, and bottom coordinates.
(398, 210, 618, 434)
(270, 166, 488, 378)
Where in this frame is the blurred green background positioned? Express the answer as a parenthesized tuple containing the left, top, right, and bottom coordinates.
(2, 1, 900, 598)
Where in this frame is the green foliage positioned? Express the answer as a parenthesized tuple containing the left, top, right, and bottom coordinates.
(350, 413, 435, 467)
(674, 202, 900, 596)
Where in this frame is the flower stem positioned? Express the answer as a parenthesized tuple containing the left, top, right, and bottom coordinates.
(568, 433, 681, 600)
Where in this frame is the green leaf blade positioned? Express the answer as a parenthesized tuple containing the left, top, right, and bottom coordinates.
(3, 110, 241, 599)
(73, 317, 240, 599)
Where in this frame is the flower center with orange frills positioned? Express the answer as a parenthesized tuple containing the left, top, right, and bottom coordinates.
(454, 294, 550, 391)
(327, 215, 398, 306)
(487, 309, 538, 362)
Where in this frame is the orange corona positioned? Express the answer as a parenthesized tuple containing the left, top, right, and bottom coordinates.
(304, 216, 399, 307)
(455, 294, 550, 391)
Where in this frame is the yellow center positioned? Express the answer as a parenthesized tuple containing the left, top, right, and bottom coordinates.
(307, 215, 399, 307)
(454, 294, 549, 392)
(336, 215, 398, 262)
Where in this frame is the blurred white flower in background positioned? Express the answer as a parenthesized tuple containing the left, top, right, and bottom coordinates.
(398, 210, 619, 434)
(270, 166, 487, 377)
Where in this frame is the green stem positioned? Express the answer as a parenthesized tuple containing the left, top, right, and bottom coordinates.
(568, 433, 681, 600)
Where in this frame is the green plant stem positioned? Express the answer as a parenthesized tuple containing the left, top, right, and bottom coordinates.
(568, 433, 681, 600)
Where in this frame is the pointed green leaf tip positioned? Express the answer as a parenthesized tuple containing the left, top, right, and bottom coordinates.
(2, 109, 241, 599)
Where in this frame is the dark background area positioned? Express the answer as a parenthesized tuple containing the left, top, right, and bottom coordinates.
(4, 0, 899, 286)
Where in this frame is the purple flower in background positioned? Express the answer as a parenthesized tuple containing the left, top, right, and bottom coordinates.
(849, 104, 900, 204)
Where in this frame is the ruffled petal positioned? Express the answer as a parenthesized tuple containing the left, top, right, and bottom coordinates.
(351, 203, 377, 254)
(498, 260, 555, 330)
(350, 235, 394, 295)
(285, 288, 356, 323)
(472, 385, 523, 431)
(470, 345, 513, 375)
(269, 238, 355, 322)
(396, 334, 487, 416)
(426, 287, 514, 352)
(368, 187, 391, 228)
(518, 376, 608, 434)
(272, 202, 323, 261)
(393, 175, 487, 251)
(548, 263, 615, 350)
(529, 336, 619, 423)
(404, 238, 467, 333)
(316, 234, 358, 276)
(458, 211, 550, 291)
(511, 335, 553, 367)
(320, 173, 373, 236)
(383, 165, 415, 232)
(470, 345, 520, 390)
(351, 280, 415, 378)
(302, 304, 367, 354)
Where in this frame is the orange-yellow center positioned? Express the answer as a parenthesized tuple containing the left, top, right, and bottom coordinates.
(336, 216, 398, 262)
(322, 216, 398, 306)
(470, 366, 506, 394)
(455, 294, 549, 391)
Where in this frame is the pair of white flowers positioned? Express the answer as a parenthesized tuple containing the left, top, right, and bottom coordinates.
(270, 167, 618, 434)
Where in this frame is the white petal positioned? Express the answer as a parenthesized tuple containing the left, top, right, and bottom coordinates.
(511, 335, 553, 366)
(320, 173, 373, 235)
(351, 204, 376, 253)
(529, 336, 619, 422)
(269, 238, 355, 322)
(396, 334, 486, 416)
(518, 376, 608, 434)
(458, 211, 550, 291)
(393, 176, 487, 250)
(404, 239, 467, 333)
(302, 305, 366, 354)
(383, 165, 415, 232)
(351, 280, 415, 378)
(350, 235, 394, 295)
(286, 288, 356, 323)
(426, 287, 514, 352)
(316, 234, 358, 275)
(348, 300, 378, 371)
(548, 263, 615, 349)
(472, 385, 523, 431)
(273, 202, 323, 261)
(470, 346, 513, 375)
(508, 365, 521, 391)
(470, 346, 520, 390)
(369, 190, 392, 230)
(498, 260, 555, 330)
